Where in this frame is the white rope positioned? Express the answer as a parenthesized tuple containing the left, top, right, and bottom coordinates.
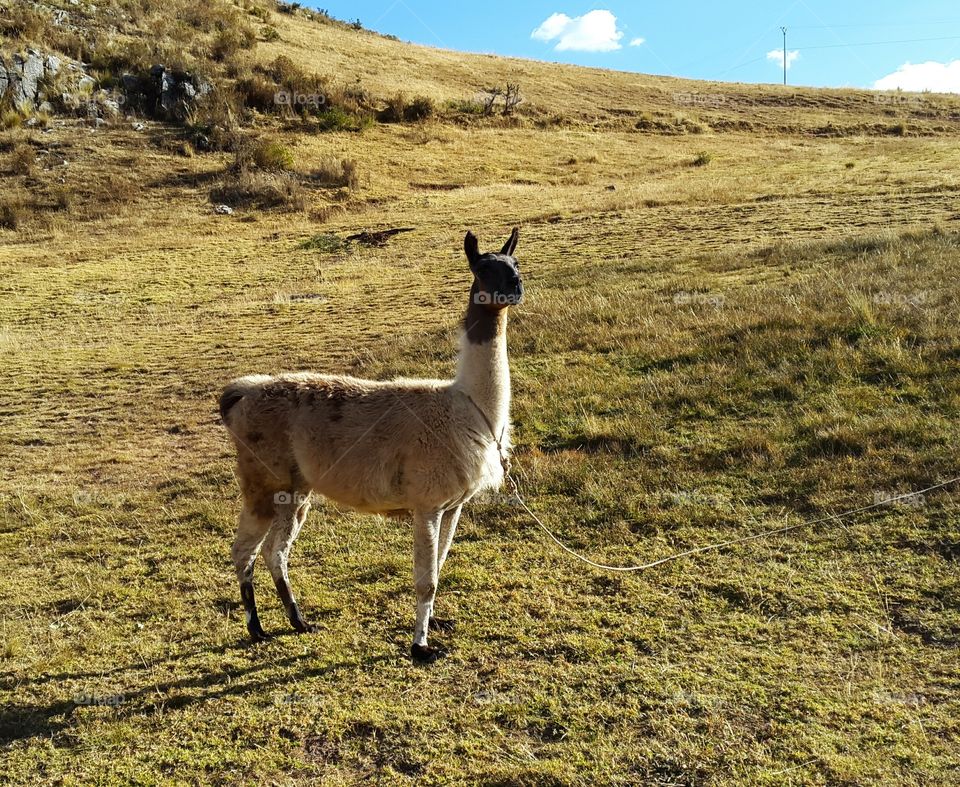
(504, 473, 960, 573)
(463, 391, 960, 573)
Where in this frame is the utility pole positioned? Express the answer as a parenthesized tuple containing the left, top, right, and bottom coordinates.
(781, 27, 788, 85)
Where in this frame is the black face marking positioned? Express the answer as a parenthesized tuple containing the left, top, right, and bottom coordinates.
(470, 253, 524, 308)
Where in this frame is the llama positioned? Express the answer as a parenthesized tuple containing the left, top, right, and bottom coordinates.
(220, 228, 523, 663)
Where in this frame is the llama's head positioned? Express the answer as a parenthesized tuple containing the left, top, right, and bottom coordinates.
(464, 228, 523, 309)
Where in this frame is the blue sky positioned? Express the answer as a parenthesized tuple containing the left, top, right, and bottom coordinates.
(316, 0, 960, 92)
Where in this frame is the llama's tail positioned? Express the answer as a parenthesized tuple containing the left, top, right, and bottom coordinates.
(219, 375, 271, 424)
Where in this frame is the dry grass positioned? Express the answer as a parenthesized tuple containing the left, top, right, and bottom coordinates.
(1, 6, 960, 785)
(309, 155, 359, 189)
(210, 168, 307, 210)
(247, 137, 295, 171)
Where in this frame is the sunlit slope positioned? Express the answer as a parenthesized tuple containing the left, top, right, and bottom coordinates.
(265, 12, 960, 134)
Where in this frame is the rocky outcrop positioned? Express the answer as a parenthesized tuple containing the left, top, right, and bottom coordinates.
(1, 47, 212, 123)
(0, 48, 87, 114)
(0, 49, 54, 107)
(120, 65, 212, 121)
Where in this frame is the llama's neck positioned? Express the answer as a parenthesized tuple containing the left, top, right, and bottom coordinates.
(455, 282, 511, 436)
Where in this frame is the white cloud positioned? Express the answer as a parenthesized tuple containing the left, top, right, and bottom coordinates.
(767, 48, 800, 70)
(629, 37, 645, 47)
(873, 60, 960, 93)
(531, 10, 624, 52)
(531, 12, 571, 43)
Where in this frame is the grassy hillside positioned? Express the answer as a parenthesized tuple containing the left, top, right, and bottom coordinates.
(264, 9, 960, 135)
(1, 1, 959, 784)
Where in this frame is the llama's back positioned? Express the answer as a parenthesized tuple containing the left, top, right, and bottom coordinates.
(286, 374, 479, 513)
(220, 372, 493, 514)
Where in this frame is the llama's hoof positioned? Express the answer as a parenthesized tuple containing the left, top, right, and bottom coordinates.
(292, 621, 319, 635)
(428, 616, 456, 634)
(249, 629, 273, 644)
(411, 643, 445, 665)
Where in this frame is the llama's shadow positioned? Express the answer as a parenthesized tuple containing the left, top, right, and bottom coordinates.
(2, 638, 392, 745)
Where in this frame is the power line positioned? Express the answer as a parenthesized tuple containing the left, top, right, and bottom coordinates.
(793, 34, 960, 51)
(790, 19, 960, 29)
(719, 55, 769, 75)
(720, 34, 960, 77)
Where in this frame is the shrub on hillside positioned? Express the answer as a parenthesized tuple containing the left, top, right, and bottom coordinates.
(0, 195, 28, 230)
(210, 169, 307, 210)
(184, 86, 243, 151)
(10, 144, 37, 176)
(250, 139, 294, 171)
(405, 95, 435, 121)
(235, 74, 278, 112)
(210, 26, 258, 62)
(692, 151, 712, 167)
(313, 106, 371, 132)
(379, 93, 435, 123)
(309, 156, 359, 189)
(1, 110, 23, 130)
(0, 7, 48, 40)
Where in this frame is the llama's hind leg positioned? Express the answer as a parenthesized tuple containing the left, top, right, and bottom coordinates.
(232, 496, 274, 642)
(264, 493, 315, 634)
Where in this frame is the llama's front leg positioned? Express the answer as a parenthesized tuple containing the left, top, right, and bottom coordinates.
(411, 508, 443, 664)
(231, 500, 274, 642)
(264, 494, 315, 634)
(429, 504, 463, 635)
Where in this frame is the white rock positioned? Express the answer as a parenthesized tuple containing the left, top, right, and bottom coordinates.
(215, 204, 235, 215)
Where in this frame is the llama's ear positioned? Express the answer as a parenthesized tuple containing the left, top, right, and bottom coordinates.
(464, 231, 480, 268)
(500, 227, 519, 257)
